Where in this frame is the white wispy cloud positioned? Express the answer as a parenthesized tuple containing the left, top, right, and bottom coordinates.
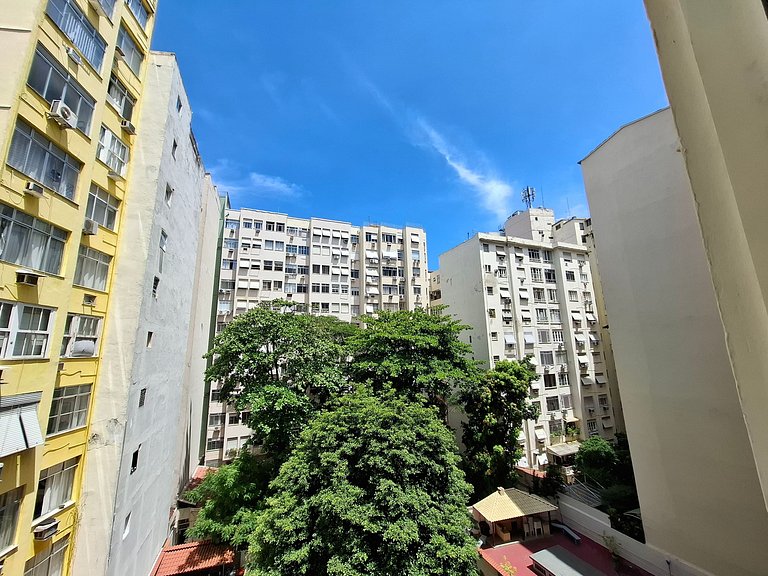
(414, 117, 514, 221)
(209, 159, 303, 201)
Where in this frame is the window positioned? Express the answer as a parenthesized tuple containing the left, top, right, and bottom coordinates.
(117, 26, 144, 76)
(488, 308, 496, 318)
(482, 243, 490, 253)
(552, 329, 564, 343)
(528, 248, 540, 261)
(0, 487, 22, 550)
(139, 388, 147, 407)
(130, 447, 139, 473)
(125, 0, 149, 27)
(158, 231, 168, 273)
(171, 139, 178, 159)
(97, 125, 129, 176)
(28, 45, 95, 132)
(547, 289, 558, 302)
(540, 351, 554, 365)
(563, 252, 572, 262)
(261, 280, 272, 291)
(546, 396, 560, 412)
(530, 268, 543, 282)
(543, 250, 553, 263)
(225, 219, 239, 229)
(544, 269, 556, 283)
(152, 276, 159, 298)
(533, 288, 545, 302)
(276, 223, 285, 232)
(581, 273, 589, 282)
(47, 384, 91, 435)
(206, 438, 223, 451)
(365, 232, 377, 243)
(538, 330, 550, 344)
(544, 374, 556, 389)
(556, 349, 568, 364)
(7, 120, 81, 199)
(5, 305, 52, 358)
(0, 203, 68, 274)
(106, 74, 136, 121)
(223, 239, 237, 250)
(484, 264, 492, 273)
(565, 271, 576, 282)
(568, 290, 578, 302)
(34, 457, 78, 518)
(321, 284, 330, 293)
(486, 286, 493, 295)
(209, 412, 225, 427)
(46, 0, 107, 69)
(311, 283, 320, 293)
(558, 373, 569, 387)
(587, 420, 598, 434)
(74, 245, 112, 291)
(60, 314, 100, 357)
(549, 309, 561, 324)
(491, 332, 498, 341)
(23, 536, 68, 576)
(497, 266, 507, 277)
(536, 309, 548, 323)
(86, 185, 119, 230)
(221, 259, 235, 270)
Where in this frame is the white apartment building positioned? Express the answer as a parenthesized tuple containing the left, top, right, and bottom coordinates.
(437, 208, 615, 472)
(205, 208, 428, 465)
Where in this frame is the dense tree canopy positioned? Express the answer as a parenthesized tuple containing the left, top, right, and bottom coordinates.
(460, 359, 539, 496)
(574, 437, 618, 487)
(249, 388, 479, 576)
(345, 307, 480, 405)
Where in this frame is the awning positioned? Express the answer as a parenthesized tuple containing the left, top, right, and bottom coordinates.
(517, 456, 529, 468)
(321, 229, 331, 237)
(547, 442, 581, 458)
(519, 287, 529, 297)
(536, 453, 549, 466)
(382, 250, 398, 259)
(534, 428, 547, 442)
(602, 419, 614, 429)
(589, 333, 599, 344)
(0, 393, 43, 458)
(530, 380, 541, 390)
(504, 334, 516, 345)
(410, 233, 420, 241)
(527, 355, 538, 366)
(341, 231, 350, 239)
(566, 415, 580, 423)
(250, 280, 260, 289)
(365, 251, 378, 259)
(341, 249, 350, 256)
(571, 312, 583, 321)
(581, 376, 595, 386)
(524, 332, 535, 345)
(366, 269, 379, 276)
(238, 260, 250, 268)
(236, 301, 247, 309)
(586, 313, 597, 323)
(365, 305, 374, 313)
(521, 311, 532, 319)
(595, 375, 608, 385)
(366, 287, 380, 295)
(577, 354, 589, 365)
(575, 333, 587, 343)
(515, 252, 524, 259)
(237, 280, 249, 289)
(332, 267, 341, 275)
(332, 249, 341, 256)
(499, 285, 510, 293)
(517, 431, 526, 443)
(332, 231, 341, 238)
(502, 314, 513, 321)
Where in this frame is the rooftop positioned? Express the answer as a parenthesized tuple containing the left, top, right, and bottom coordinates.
(472, 487, 558, 523)
(149, 541, 235, 576)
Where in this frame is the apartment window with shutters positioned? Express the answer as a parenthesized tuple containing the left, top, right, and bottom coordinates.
(552, 329, 564, 343)
(107, 74, 136, 121)
(60, 314, 100, 357)
(569, 290, 579, 302)
(116, 26, 144, 76)
(540, 351, 554, 366)
(0, 487, 22, 550)
(546, 396, 560, 412)
(544, 269, 556, 284)
(543, 250, 553, 263)
(528, 249, 540, 262)
(86, 185, 119, 231)
(536, 308, 548, 323)
(538, 330, 550, 344)
(531, 268, 543, 282)
(0, 203, 68, 274)
(7, 121, 81, 199)
(34, 457, 79, 518)
(27, 44, 95, 133)
(46, 0, 107, 70)
(565, 271, 576, 282)
(74, 246, 111, 291)
(159, 231, 168, 273)
(547, 289, 558, 302)
(558, 373, 569, 387)
(47, 384, 91, 435)
(533, 288, 545, 302)
(23, 536, 69, 576)
(97, 125, 129, 176)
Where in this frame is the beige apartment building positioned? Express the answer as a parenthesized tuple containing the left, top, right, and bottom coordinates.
(581, 107, 768, 576)
(437, 209, 617, 473)
(206, 208, 428, 465)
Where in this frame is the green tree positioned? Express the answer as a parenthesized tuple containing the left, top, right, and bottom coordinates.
(205, 299, 345, 454)
(184, 451, 278, 547)
(574, 437, 617, 487)
(460, 359, 539, 497)
(249, 388, 479, 576)
(346, 307, 480, 406)
(538, 464, 565, 499)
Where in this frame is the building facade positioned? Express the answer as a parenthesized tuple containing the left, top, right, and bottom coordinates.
(437, 209, 616, 472)
(206, 208, 428, 465)
(0, 1, 158, 574)
(582, 107, 768, 576)
(72, 52, 221, 576)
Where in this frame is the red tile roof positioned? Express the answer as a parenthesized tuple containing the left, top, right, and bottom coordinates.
(150, 541, 235, 576)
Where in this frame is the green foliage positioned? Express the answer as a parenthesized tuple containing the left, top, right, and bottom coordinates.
(205, 299, 345, 453)
(460, 359, 538, 497)
(601, 484, 639, 511)
(249, 388, 479, 576)
(346, 307, 480, 405)
(538, 464, 565, 498)
(574, 437, 618, 487)
(184, 452, 279, 547)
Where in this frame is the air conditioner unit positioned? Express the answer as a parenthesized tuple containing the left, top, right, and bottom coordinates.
(33, 519, 59, 541)
(48, 100, 78, 129)
(16, 270, 42, 287)
(82, 218, 98, 236)
(65, 46, 82, 65)
(83, 294, 96, 306)
(120, 119, 136, 135)
(88, 0, 107, 16)
(24, 181, 44, 198)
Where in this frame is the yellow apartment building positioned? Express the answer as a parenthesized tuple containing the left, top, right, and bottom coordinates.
(0, 0, 156, 574)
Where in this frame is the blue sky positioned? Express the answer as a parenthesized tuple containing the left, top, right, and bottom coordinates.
(152, 1, 668, 269)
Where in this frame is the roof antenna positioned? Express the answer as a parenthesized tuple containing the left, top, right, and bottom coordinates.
(522, 186, 536, 210)
(566, 197, 571, 217)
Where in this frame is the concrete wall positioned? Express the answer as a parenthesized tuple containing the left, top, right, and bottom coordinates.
(644, 0, 768, 514)
(73, 52, 219, 576)
(581, 108, 768, 575)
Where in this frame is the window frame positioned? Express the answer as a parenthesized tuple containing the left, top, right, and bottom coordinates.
(96, 125, 129, 176)
(47, 384, 92, 435)
(73, 245, 112, 291)
(60, 314, 101, 358)
(107, 74, 136, 121)
(46, 0, 107, 71)
(85, 185, 119, 231)
(116, 26, 144, 76)
(34, 457, 79, 519)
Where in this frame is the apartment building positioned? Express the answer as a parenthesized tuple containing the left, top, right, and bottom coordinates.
(581, 108, 768, 575)
(0, 1, 158, 575)
(206, 208, 428, 465)
(437, 208, 616, 472)
(72, 53, 221, 576)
